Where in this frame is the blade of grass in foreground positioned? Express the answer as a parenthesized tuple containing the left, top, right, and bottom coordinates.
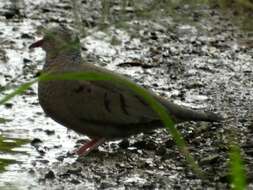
(0, 80, 37, 105)
(0, 72, 203, 177)
(229, 143, 247, 190)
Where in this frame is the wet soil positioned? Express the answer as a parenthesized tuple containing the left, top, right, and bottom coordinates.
(0, 0, 252, 189)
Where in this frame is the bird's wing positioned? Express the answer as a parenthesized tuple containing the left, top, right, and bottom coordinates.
(62, 64, 161, 125)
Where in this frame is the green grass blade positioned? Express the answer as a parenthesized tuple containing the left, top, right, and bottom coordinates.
(0, 118, 11, 124)
(0, 80, 37, 105)
(229, 143, 247, 190)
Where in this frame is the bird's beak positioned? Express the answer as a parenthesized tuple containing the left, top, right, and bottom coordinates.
(29, 39, 44, 49)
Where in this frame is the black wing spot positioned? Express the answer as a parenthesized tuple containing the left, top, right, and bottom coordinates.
(74, 85, 84, 93)
(74, 85, 92, 94)
(134, 95, 149, 107)
(87, 88, 92, 93)
(120, 94, 129, 115)
(104, 92, 111, 113)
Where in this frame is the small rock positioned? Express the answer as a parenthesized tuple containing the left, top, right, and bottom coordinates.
(4, 103, 13, 109)
(37, 149, 46, 156)
(119, 139, 130, 149)
(3, 9, 19, 19)
(56, 155, 65, 162)
(44, 129, 55, 136)
(100, 180, 117, 189)
(45, 170, 55, 180)
(31, 138, 43, 147)
(156, 146, 167, 156)
(165, 139, 175, 148)
(21, 33, 32, 39)
(28, 169, 35, 174)
(38, 159, 49, 164)
(200, 155, 219, 165)
(132, 140, 146, 149)
(59, 173, 70, 179)
(145, 141, 157, 151)
(185, 82, 204, 89)
(70, 179, 80, 184)
(142, 182, 157, 190)
(150, 32, 158, 40)
(23, 58, 32, 63)
(66, 168, 82, 175)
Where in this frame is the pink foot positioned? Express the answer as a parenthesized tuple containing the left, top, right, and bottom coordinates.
(75, 138, 106, 156)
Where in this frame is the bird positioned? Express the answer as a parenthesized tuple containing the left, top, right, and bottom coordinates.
(29, 25, 222, 156)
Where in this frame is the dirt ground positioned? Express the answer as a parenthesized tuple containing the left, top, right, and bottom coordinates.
(0, 0, 252, 189)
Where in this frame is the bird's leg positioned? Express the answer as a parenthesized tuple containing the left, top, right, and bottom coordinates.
(76, 138, 106, 156)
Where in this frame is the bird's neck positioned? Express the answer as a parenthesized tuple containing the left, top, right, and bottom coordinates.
(44, 49, 81, 69)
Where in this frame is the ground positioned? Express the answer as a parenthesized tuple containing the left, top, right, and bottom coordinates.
(0, 0, 252, 189)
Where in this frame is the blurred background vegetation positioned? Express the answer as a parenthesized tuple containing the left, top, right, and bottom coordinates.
(69, 0, 253, 52)
(71, 0, 253, 32)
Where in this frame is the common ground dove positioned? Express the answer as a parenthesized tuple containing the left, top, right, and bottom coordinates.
(30, 26, 221, 156)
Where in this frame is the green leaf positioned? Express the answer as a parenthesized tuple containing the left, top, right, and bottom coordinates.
(0, 135, 30, 172)
(0, 135, 30, 153)
(0, 80, 37, 106)
(229, 143, 247, 190)
(0, 158, 19, 172)
(0, 118, 11, 123)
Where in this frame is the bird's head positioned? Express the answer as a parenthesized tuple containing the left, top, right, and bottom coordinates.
(29, 25, 80, 57)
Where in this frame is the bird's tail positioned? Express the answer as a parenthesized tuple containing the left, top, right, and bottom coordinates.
(160, 99, 222, 123)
